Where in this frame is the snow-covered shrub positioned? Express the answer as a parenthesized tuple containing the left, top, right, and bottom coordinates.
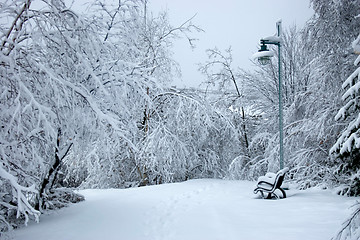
(41, 188, 84, 210)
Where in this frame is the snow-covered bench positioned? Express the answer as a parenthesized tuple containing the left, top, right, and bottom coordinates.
(253, 167, 289, 199)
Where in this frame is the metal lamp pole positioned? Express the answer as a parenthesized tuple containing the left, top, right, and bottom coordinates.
(256, 21, 284, 170)
(278, 39, 284, 170)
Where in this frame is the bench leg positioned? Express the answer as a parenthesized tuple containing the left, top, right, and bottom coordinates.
(257, 191, 270, 199)
(273, 188, 286, 199)
(279, 188, 286, 198)
(259, 191, 264, 199)
(269, 189, 287, 199)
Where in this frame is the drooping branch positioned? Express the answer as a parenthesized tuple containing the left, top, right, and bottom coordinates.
(1, 0, 32, 55)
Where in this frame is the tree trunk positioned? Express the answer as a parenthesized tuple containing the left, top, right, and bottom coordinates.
(35, 128, 72, 210)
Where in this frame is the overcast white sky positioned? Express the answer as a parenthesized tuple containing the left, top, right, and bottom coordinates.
(148, 0, 314, 88)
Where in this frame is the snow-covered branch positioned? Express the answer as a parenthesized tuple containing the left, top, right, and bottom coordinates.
(0, 165, 40, 227)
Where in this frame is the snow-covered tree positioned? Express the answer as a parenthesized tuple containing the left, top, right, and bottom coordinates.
(0, 0, 202, 230)
(199, 47, 259, 178)
(237, 0, 360, 189)
(138, 88, 241, 184)
(330, 33, 360, 196)
(0, 0, 55, 230)
(279, 0, 359, 189)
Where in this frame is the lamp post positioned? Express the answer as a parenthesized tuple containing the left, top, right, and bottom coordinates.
(253, 20, 284, 170)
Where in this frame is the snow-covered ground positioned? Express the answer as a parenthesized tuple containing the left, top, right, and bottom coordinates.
(5, 179, 359, 240)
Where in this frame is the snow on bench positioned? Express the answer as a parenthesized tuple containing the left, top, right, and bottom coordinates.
(253, 167, 289, 199)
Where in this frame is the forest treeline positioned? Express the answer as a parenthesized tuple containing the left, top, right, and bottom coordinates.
(0, 0, 359, 233)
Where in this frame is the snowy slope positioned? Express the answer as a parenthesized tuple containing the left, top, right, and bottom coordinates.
(6, 179, 358, 240)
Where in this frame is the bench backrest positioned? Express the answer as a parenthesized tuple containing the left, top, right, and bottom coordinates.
(275, 175, 284, 189)
(274, 167, 289, 189)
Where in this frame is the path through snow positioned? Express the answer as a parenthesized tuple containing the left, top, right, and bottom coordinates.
(6, 179, 359, 240)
